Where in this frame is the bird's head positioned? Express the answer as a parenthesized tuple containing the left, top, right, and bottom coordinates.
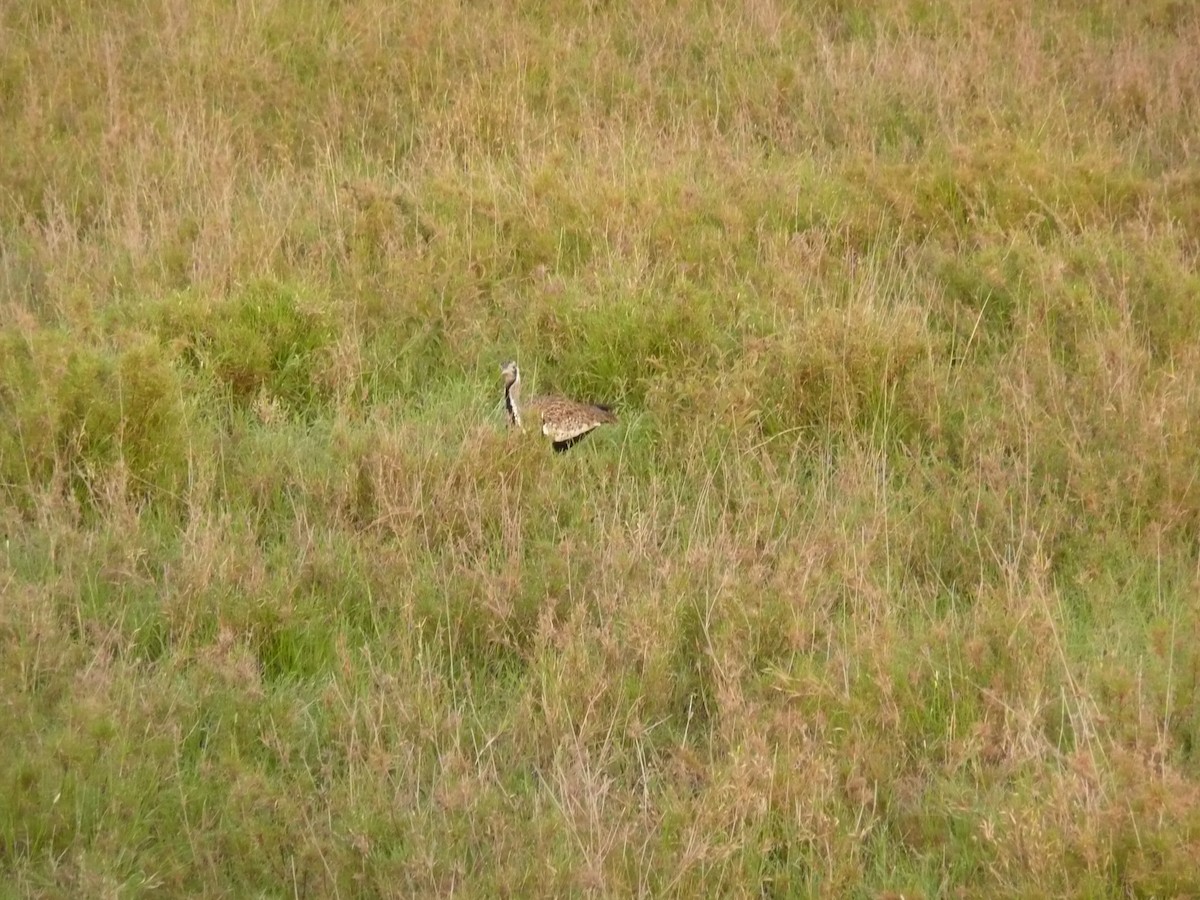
(500, 361, 520, 388)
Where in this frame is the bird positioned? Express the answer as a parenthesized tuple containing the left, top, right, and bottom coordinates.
(499, 361, 618, 452)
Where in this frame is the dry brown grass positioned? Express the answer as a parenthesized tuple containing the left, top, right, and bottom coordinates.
(3, 0, 1200, 895)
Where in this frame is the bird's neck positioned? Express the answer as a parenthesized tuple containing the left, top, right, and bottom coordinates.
(504, 379, 522, 428)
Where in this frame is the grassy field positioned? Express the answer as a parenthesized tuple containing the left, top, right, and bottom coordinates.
(3, 0, 1200, 895)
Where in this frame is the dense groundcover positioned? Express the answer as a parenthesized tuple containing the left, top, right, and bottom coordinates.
(2, 1, 1199, 895)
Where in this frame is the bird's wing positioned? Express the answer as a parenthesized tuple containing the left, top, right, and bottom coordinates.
(542, 418, 601, 442)
(532, 396, 613, 442)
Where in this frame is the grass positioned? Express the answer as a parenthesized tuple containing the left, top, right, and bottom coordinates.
(3, 0, 1200, 895)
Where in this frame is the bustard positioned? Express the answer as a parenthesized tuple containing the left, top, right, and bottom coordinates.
(500, 361, 617, 452)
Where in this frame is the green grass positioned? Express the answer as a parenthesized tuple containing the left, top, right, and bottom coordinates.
(3, 0, 1200, 895)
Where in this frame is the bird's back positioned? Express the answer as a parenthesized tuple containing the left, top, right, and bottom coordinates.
(528, 394, 618, 443)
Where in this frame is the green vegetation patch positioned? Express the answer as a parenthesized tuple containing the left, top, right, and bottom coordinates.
(0, 329, 186, 512)
(152, 279, 334, 417)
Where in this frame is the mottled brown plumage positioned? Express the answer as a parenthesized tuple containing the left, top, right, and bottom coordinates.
(500, 361, 617, 452)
